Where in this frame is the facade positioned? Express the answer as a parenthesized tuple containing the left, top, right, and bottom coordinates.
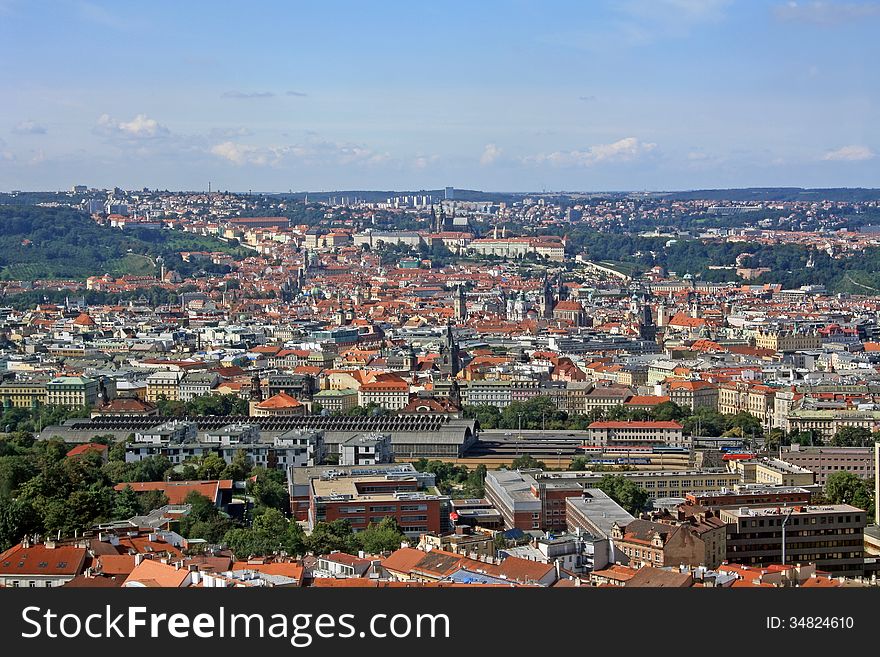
(339, 433, 392, 466)
(755, 328, 822, 352)
(145, 370, 185, 402)
(731, 458, 815, 487)
(45, 376, 99, 408)
(313, 388, 358, 413)
(0, 381, 46, 409)
(717, 382, 776, 430)
(358, 379, 410, 410)
(720, 504, 867, 577)
(664, 380, 718, 411)
(611, 512, 728, 569)
(586, 421, 684, 447)
(779, 445, 875, 486)
(178, 372, 220, 402)
(309, 473, 447, 537)
(787, 409, 880, 440)
(126, 422, 322, 470)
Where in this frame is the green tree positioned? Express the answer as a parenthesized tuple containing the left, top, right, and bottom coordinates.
(221, 450, 252, 481)
(306, 519, 358, 555)
(0, 496, 40, 551)
(825, 471, 874, 517)
(509, 454, 546, 470)
(651, 401, 688, 422)
(357, 517, 407, 554)
(139, 489, 169, 513)
(597, 474, 649, 515)
(178, 491, 232, 542)
(197, 453, 228, 480)
(113, 485, 142, 520)
(463, 404, 502, 429)
(831, 426, 872, 447)
(249, 476, 289, 513)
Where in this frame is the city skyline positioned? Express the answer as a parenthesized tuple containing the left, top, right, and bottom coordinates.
(1, 0, 879, 192)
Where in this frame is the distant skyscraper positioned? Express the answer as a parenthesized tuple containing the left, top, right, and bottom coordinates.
(445, 186, 454, 201)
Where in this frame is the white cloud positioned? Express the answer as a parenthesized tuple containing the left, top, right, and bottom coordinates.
(286, 90, 308, 97)
(96, 113, 170, 140)
(222, 90, 276, 99)
(525, 137, 657, 167)
(413, 154, 440, 170)
(210, 137, 391, 168)
(12, 120, 47, 135)
(822, 144, 876, 161)
(480, 143, 502, 166)
(774, 2, 880, 24)
(210, 141, 271, 166)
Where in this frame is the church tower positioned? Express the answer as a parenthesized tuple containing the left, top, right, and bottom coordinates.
(439, 323, 460, 377)
(454, 284, 468, 322)
(541, 276, 555, 319)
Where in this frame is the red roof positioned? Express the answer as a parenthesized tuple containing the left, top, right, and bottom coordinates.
(255, 391, 303, 409)
(0, 543, 88, 577)
(66, 443, 109, 458)
(113, 480, 232, 505)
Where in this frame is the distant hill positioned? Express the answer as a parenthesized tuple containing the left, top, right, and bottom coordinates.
(0, 205, 248, 281)
(270, 189, 523, 203)
(654, 188, 880, 202)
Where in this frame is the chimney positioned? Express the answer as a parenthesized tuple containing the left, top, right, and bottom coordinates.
(134, 553, 145, 566)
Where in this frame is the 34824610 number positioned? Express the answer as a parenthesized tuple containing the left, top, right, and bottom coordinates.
(788, 617, 854, 630)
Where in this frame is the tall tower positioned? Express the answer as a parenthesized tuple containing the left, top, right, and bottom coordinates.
(439, 323, 460, 377)
(249, 371, 263, 402)
(541, 276, 554, 319)
(639, 296, 657, 341)
(453, 284, 468, 322)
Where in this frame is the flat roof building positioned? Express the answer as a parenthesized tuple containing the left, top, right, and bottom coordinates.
(720, 504, 867, 577)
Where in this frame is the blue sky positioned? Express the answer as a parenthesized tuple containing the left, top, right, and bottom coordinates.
(1, 0, 879, 192)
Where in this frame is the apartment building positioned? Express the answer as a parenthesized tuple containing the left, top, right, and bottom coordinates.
(684, 486, 812, 510)
(664, 380, 718, 411)
(720, 504, 867, 577)
(45, 375, 99, 408)
(779, 445, 875, 486)
(309, 473, 447, 537)
(339, 433, 392, 466)
(611, 510, 728, 569)
(0, 381, 47, 408)
(754, 328, 822, 352)
(787, 409, 880, 440)
(178, 371, 220, 402)
(313, 388, 358, 413)
(486, 468, 740, 531)
(358, 378, 410, 410)
(731, 458, 815, 487)
(145, 370, 185, 402)
(717, 382, 775, 429)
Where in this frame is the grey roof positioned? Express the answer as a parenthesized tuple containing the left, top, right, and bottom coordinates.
(566, 488, 634, 538)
